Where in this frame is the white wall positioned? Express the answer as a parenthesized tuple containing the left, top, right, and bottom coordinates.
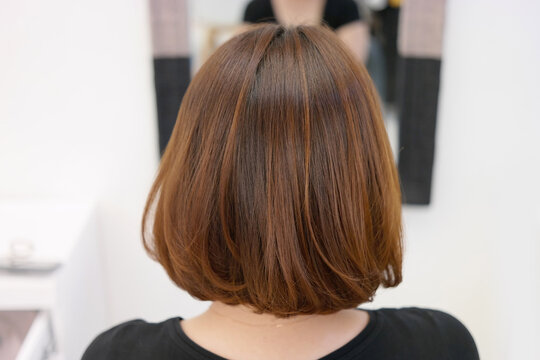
(0, 0, 207, 331)
(371, 1, 540, 359)
(1, 0, 539, 359)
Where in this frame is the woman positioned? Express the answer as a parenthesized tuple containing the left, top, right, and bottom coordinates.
(83, 25, 478, 359)
(243, 0, 370, 62)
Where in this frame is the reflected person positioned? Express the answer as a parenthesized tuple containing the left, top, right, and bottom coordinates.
(244, 0, 369, 63)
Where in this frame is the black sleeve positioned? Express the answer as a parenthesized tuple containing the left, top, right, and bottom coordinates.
(81, 320, 146, 360)
(430, 310, 480, 360)
(376, 308, 479, 360)
(325, 0, 362, 30)
(243, 0, 275, 23)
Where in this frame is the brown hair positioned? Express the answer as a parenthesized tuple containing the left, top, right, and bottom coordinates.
(142, 24, 402, 318)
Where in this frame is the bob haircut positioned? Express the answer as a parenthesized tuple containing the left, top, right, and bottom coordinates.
(143, 24, 403, 318)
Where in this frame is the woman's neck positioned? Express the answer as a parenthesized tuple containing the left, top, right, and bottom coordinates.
(206, 301, 327, 328)
(180, 301, 369, 360)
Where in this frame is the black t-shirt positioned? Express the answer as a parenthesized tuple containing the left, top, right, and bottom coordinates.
(82, 307, 479, 359)
(243, 0, 362, 30)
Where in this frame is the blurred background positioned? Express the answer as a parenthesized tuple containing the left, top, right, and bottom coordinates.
(0, 0, 539, 359)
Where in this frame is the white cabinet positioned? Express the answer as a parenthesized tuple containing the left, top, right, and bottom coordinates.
(0, 201, 106, 360)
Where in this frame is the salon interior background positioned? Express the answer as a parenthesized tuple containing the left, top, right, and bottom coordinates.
(1, 0, 539, 359)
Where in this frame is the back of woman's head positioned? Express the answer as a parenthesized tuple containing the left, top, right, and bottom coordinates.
(143, 24, 403, 318)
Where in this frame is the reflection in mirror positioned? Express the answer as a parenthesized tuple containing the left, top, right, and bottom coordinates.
(150, 0, 446, 205)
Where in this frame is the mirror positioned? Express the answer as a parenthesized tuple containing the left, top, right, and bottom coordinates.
(150, 0, 446, 205)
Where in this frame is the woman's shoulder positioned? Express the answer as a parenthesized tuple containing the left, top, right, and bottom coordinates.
(365, 307, 479, 359)
(82, 318, 180, 360)
(82, 308, 478, 360)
